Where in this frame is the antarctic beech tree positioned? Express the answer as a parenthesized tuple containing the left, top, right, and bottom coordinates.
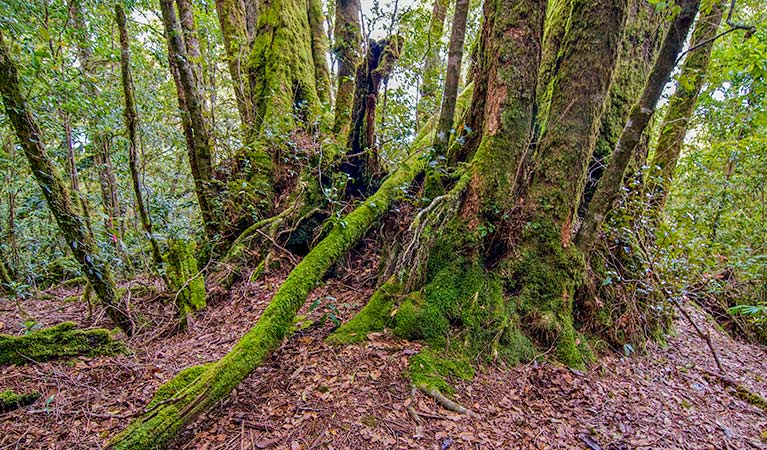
(576, 0, 701, 252)
(332, 0, 362, 143)
(0, 30, 133, 336)
(160, 0, 219, 239)
(110, 0, 636, 445)
(116, 2, 164, 271)
(583, 0, 663, 213)
(433, 0, 470, 154)
(417, 0, 449, 128)
(646, 0, 725, 214)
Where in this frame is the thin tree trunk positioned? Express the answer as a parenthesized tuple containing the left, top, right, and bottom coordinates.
(432, 0, 469, 154)
(160, 0, 219, 239)
(332, 0, 362, 144)
(646, 1, 724, 214)
(576, 0, 700, 252)
(417, 0, 449, 129)
(0, 30, 133, 335)
(2, 137, 20, 267)
(214, 0, 254, 132)
(307, 0, 331, 104)
(116, 2, 165, 270)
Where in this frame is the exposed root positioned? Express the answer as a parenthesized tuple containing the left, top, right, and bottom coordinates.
(395, 171, 471, 290)
(406, 385, 425, 438)
(415, 383, 480, 418)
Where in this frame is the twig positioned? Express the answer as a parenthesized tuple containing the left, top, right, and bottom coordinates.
(415, 384, 479, 418)
(675, 298, 726, 374)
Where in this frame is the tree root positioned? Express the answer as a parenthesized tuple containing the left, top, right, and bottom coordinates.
(0, 322, 126, 366)
(415, 383, 480, 418)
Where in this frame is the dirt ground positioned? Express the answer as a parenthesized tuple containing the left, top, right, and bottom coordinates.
(1, 268, 766, 450)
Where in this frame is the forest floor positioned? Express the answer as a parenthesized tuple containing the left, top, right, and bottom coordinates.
(1, 255, 767, 449)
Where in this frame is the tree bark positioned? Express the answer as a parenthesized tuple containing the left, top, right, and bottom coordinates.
(516, 0, 628, 365)
(0, 30, 133, 335)
(432, 0, 469, 154)
(214, 0, 254, 132)
(116, 2, 165, 270)
(307, 0, 331, 105)
(332, 0, 362, 144)
(576, 0, 701, 252)
(582, 0, 663, 214)
(160, 0, 219, 239)
(417, 0, 449, 129)
(646, 1, 724, 214)
(342, 36, 403, 194)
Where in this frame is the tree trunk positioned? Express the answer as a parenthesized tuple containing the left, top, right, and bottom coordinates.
(116, 2, 165, 271)
(0, 30, 133, 335)
(582, 0, 664, 214)
(160, 0, 219, 239)
(0, 253, 12, 291)
(214, 0, 254, 132)
(432, 0, 470, 154)
(332, 0, 362, 144)
(417, 0, 449, 129)
(576, 0, 700, 252)
(62, 112, 95, 239)
(307, 0, 331, 105)
(646, 1, 724, 214)
(342, 36, 403, 195)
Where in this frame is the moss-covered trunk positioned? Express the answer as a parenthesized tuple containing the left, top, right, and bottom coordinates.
(160, 0, 219, 239)
(576, 0, 700, 252)
(214, 0, 254, 132)
(0, 31, 134, 336)
(513, 0, 628, 365)
(646, 0, 724, 214)
(307, 0, 331, 104)
(166, 239, 206, 324)
(581, 0, 663, 214)
(332, 0, 362, 144)
(342, 36, 403, 195)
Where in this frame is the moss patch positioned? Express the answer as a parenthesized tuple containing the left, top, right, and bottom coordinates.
(0, 389, 40, 412)
(0, 322, 126, 366)
(147, 364, 209, 410)
(408, 348, 474, 395)
(166, 239, 207, 323)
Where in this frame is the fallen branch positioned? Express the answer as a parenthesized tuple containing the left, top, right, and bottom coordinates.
(675, 298, 726, 374)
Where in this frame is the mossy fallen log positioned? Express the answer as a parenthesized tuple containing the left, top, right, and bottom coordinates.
(107, 85, 473, 450)
(0, 322, 126, 366)
(0, 389, 40, 412)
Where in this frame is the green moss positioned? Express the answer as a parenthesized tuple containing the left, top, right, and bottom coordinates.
(408, 348, 474, 395)
(0, 389, 40, 412)
(0, 322, 126, 366)
(734, 385, 767, 414)
(326, 281, 398, 344)
(166, 239, 206, 322)
(147, 364, 209, 410)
